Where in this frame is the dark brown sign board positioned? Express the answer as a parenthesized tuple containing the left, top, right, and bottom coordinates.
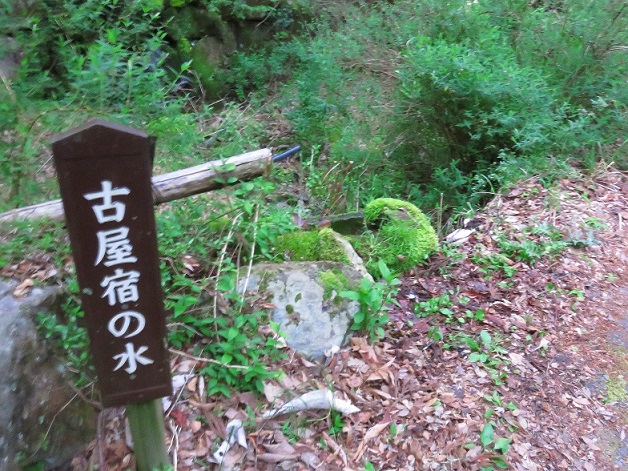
(52, 119, 172, 407)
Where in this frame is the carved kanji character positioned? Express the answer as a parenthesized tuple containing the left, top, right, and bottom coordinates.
(95, 227, 137, 267)
(112, 342, 153, 374)
(101, 268, 140, 306)
(83, 180, 130, 224)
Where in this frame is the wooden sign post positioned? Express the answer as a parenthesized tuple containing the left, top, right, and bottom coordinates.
(52, 120, 172, 470)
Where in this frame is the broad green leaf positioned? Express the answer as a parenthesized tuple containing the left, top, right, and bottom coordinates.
(490, 456, 509, 469)
(480, 330, 492, 348)
(494, 437, 511, 454)
(469, 352, 484, 362)
(464, 337, 481, 352)
(227, 327, 239, 341)
(480, 422, 494, 447)
(378, 259, 391, 279)
(340, 290, 361, 301)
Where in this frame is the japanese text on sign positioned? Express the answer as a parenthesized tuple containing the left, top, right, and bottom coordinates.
(84, 180, 152, 375)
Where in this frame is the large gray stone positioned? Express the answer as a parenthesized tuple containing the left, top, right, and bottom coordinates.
(0, 280, 96, 471)
(239, 262, 365, 361)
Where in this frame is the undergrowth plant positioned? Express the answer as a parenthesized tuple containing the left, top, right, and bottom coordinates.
(4, 0, 625, 211)
(340, 260, 400, 342)
(26, 177, 297, 399)
(230, 0, 626, 211)
(37, 280, 94, 388)
(156, 178, 295, 396)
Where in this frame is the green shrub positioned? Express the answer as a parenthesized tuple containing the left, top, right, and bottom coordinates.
(340, 260, 400, 342)
(396, 33, 568, 171)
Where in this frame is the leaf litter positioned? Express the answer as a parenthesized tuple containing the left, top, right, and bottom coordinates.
(59, 165, 627, 469)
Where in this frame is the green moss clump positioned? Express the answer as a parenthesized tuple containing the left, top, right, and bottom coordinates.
(363, 198, 438, 276)
(606, 375, 627, 403)
(364, 197, 425, 223)
(275, 228, 350, 264)
(319, 269, 348, 300)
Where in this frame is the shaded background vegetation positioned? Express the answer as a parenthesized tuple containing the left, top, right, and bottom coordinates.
(1, 0, 625, 214)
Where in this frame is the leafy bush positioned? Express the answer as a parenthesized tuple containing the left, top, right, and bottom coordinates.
(229, 0, 626, 210)
(397, 34, 571, 173)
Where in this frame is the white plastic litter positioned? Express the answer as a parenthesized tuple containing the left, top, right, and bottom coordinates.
(213, 419, 248, 464)
(262, 389, 360, 419)
(445, 228, 474, 245)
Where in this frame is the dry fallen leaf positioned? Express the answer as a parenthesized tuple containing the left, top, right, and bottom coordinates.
(509, 352, 525, 366)
(190, 420, 202, 433)
(353, 422, 390, 462)
(263, 381, 284, 403)
(580, 436, 601, 451)
(13, 278, 34, 298)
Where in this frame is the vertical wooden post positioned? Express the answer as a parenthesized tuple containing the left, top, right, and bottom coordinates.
(127, 400, 170, 470)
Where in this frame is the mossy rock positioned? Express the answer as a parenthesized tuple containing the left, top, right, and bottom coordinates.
(190, 36, 232, 99)
(363, 198, 438, 276)
(275, 228, 350, 265)
(319, 268, 348, 301)
(238, 261, 363, 361)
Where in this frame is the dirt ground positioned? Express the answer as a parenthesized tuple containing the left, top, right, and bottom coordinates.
(68, 165, 627, 471)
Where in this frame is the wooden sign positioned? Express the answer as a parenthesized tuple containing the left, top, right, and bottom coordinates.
(52, 120, 172, 407)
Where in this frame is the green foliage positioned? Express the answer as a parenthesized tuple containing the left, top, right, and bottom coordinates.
(497, 236, 568, 264)
(327, 409, 345, 437)
(605, 375, 628, 403)
(471, 250, 518, 278)
(156, 179, 296, 396)
(4, 0, 625, 211)
(340, 260, 400, 341)
(4, 1, 167, 101)
(37, 280, 94, 388)
(0, 218, 71, 266)
(195, 287, 285, 397)
(397, 32, 563, 169)
(473, 225, 570, 275)
(415, 293, 454, 319)
(231, 0, 625, 210)
(363, 198, 438, 276)
(195, 0, 276, 21)
(0, 0, 189, 207)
